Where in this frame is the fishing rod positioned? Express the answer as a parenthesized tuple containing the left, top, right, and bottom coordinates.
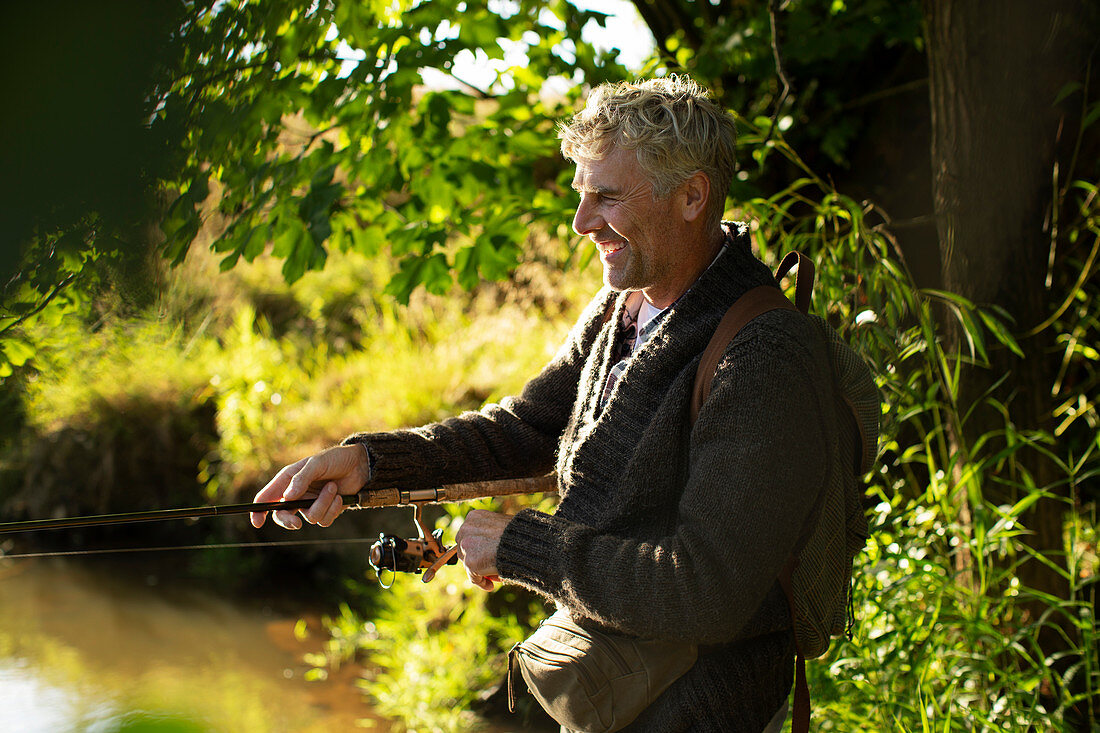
(0, 495, 339, 533)
(0, 474, 557, 584)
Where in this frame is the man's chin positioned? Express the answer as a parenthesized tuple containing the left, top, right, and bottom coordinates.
(602, 267, 636, 293)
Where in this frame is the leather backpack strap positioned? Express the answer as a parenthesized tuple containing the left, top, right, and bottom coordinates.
(689, 285, 798, 423)
(778, 559, 811, 733)
(772, 253, 815, 733)
(775, 251, 815, 315)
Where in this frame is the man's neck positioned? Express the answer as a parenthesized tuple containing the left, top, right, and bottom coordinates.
(643, 225, 727, 308)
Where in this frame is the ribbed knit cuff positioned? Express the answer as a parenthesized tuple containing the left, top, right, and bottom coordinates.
(341, 431, 424, 488)
(496, 508, 570, 596)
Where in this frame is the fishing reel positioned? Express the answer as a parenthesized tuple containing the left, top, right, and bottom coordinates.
(368, 503, 458, 587)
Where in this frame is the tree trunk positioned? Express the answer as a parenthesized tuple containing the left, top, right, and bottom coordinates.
(924, 0, 1097, 721)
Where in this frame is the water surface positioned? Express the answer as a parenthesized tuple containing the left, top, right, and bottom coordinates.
(0, 559, 391, 732)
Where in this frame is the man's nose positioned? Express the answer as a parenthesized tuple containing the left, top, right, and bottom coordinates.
(572, 196, 601, 236)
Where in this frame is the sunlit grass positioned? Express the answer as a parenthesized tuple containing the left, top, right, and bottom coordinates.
(16, 238, 599, 500)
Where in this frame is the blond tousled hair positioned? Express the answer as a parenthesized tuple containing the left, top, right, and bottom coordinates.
(559, 75, 737, 227)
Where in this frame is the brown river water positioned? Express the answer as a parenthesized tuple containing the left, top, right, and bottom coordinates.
(0, 558, 393, 732)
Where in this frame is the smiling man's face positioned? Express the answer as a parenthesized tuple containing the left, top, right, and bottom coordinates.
(570, 146, 687, 308)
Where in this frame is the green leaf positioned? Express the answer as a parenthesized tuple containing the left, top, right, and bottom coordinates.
(1054, 81, 1083, 105)
(55, 232, 87, 273)
(1, 338, 35, 367)
(284, 236, 327, 284)
(977, 309, 1024, 358)
(1082, 101, 1100, 131)
(454, 244, 481, 291)
(384, 256, 426, 304)
(219, 251, 242, 272)
(475, 234, 519, 282)
(242, 225, 269, 262)
(422, 253, 452, 295)
(271, 222, 300, 259)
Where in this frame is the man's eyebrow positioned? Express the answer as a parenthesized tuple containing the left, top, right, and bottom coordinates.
(571, 181, 619, 195)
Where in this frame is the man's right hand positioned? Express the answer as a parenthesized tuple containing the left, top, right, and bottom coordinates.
(250, 443, 370, 530)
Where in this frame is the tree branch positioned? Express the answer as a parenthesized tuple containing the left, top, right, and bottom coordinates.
(839, 78, 930, 111)
(448, 72, 492, 100)
(0, 273, 79, 338)
(764, 0, 793, 144)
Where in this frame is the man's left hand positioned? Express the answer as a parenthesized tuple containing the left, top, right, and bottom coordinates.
(455, 509, 512, 591)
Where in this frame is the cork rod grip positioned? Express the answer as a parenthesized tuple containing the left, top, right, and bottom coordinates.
(355, 474, 557, 508)
(438, 474, 557, 502)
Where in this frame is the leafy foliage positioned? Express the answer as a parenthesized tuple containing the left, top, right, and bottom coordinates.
(2, 0, 631, 381)
(156, 0, 628, 298)
(0, 1, 189, 376)
(1, 0, 928, 378)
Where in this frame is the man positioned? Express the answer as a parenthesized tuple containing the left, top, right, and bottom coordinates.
(252, 76, 837, 731)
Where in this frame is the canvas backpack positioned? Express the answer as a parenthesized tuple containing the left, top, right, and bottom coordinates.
(690, 252, 880, 733)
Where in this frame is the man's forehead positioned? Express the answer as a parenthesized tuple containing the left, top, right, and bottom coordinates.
(570, 176, 618, 194)
(570, 147, 638, 192)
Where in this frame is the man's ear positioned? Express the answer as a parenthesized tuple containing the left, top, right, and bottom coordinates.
(678, 171, 710, 223)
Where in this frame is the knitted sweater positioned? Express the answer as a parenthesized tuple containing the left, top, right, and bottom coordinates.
(345, 224, 836, 732)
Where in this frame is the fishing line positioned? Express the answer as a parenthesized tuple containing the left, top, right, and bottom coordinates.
(0, 537, 376, 561)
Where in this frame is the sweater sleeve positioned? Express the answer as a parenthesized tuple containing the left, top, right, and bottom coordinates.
(342, 289, 616, 489)
(495, 311, 832, 644)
